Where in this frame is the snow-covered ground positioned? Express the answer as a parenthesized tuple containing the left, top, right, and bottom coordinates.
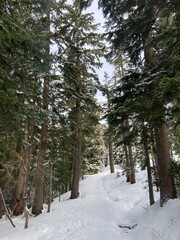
(1, 166, 180, 240)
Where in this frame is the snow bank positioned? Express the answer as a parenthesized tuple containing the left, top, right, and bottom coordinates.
(0, 165, 180, 240)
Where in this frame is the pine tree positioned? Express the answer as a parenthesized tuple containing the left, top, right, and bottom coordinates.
(99, 0, 179, 206)
(0, 0, 52, 216)
(32, 0, 55, 215)
(55, 0, 104, 199)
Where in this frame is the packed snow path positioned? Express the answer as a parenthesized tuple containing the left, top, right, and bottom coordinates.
(0, 167, 148, 240)
(1, 166, 180, 240)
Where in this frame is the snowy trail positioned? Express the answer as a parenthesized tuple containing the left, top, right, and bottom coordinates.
(44, 173, 129, 240)
(1, 166, 180, 240)
(5, 166, 180, 240)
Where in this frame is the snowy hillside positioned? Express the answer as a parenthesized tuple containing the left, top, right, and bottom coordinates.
(0, 166, 180, 240)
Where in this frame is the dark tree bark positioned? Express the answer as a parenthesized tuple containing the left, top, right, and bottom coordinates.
(142, 127, 155, 205)
(12, 118, 30, 216)
(32, 11, 50, 214)
(102, 82, 115, 174)
(0, 200, 3, 219)
(125, 119, 135, 184)
(154, 124, 177, 206)
(0, 186, 6, 219)
(70, 102, 82, 199)
(32, 75, 49, 214)
(124, 144, 130, 182)
(47, 166, 53, 213)
(107, 91, 115, 174)
(109, 140, 115, 173)
(128, 144, 136, 184)
(151, 144, 160, 192)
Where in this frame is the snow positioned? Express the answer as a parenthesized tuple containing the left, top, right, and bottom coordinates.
(1, 166, 180, 240)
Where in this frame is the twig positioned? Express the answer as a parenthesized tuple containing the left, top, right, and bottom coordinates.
(118, 223, 137, 229)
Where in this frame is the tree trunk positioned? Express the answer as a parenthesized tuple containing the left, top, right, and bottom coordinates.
(0, 200, 3, 219)
(12, 118, 30, 216)
(58, 185, 61, 202)
(107, 90, 115, 174)
(124, 144, 130, 182)
(142, 128, 155, 205)
(128, 144, 136, 184)
(24, 206, 30, 229)
(70, 102, 82, 199)
(0, 187, 5, 219)
(32, 11, 50, 214)
(47, 166, 53, 213)
(32, 77, 49, 214)
(154, 124, 177, 206)
(109, 140, 115, 173)
(151, 144, 160, 192)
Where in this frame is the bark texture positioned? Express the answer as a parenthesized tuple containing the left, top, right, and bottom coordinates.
(70, 102, 82, 199)
(109, 140, 115, 173)
(128, 144, 136, 184)
(155, 124, 177, 206)
(142, 128, 155, 205)
(124, 145, 130, 182)
(32, 74, 49, 214)
(12, 118, 30, 216)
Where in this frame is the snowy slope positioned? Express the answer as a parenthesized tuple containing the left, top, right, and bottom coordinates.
(0, 166, 180, 240)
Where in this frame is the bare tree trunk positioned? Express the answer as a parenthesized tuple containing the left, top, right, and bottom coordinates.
(32, 11, 50, 214)
(32, 76, 49, 214)
(24, 206, 30, 229)
(12, 118, 30, 216)
(58, 185, 61, 202)
(70, 102, 82, 199)
(124, 144, 130, 182)
(0, 199, 3, 219)
(128, 144, 136, 184)
(142, 127, 154, 205)
(69, 35, 83, 199)
(47, 166, 53, 213)
(151, 144, 160, 192)
(154, 124, 177, 206)
(103, 72, 115, 174)
(0, 186, 6, 219)
(107, 90, 115, 174)
(145, 148, 155, 205)
(125, 119, 135, 184)
(109, 140, 115, 173)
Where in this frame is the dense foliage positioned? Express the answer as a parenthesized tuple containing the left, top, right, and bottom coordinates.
(99, 0, 180, 206)
(0, 0, 106, 217)
(0, 0, 179, 221)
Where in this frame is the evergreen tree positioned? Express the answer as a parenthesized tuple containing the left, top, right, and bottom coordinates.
(99, 0, 180, 206)
(55, 0, 104, 199)
(0, 0, 52, 217)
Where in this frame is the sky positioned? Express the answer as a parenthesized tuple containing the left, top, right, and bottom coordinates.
(54, 0, 114, 103)
(84, 1, 114, 103)
(1, 165, 180, 240)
